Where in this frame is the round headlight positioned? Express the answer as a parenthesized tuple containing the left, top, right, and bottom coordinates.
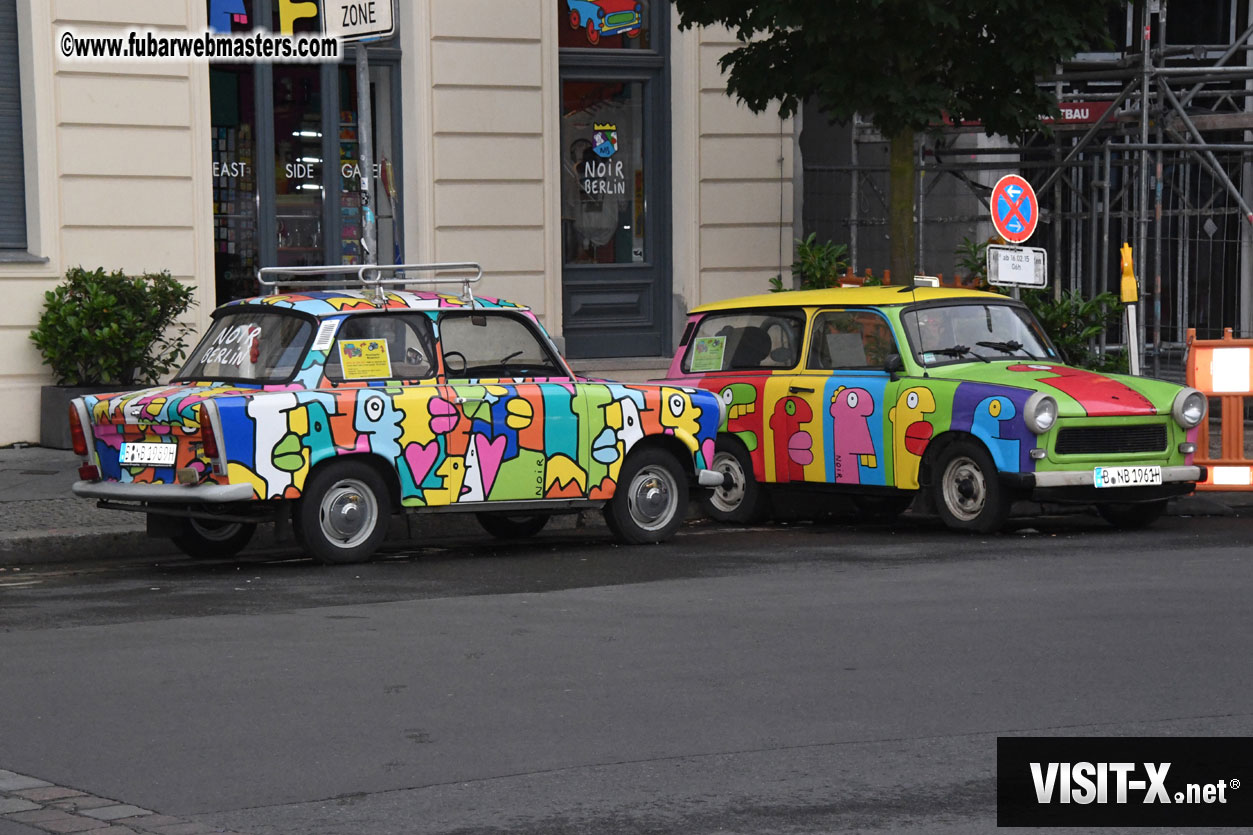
(1024, 391, 1058, 435)
(1172, 388, 1207, 428)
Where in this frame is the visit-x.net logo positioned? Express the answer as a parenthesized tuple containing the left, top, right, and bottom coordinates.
(998, 737, 1251, 826)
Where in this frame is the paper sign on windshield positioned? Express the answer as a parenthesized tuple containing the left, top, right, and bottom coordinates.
(690, 336, 726, 372)
(338, 338, 392, 379)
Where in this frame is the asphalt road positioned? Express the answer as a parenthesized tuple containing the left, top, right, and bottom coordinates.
(1, 509, 1251, 834)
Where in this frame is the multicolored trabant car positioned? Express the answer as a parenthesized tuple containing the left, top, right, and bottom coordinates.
(69, 264, 724, 563)
(660, 286, 1207, 533)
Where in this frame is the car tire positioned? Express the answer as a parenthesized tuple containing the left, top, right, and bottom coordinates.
(930, 439, 1011, 533)
(586, 19, 600, 45)
(170, 515, 256, 560)
(1095, 499, 1168, 530)
(294, 460, 391, 564)
(700, 436, 769, 524)
(568, 9, 580, 28)
(475, 512, 550, 540)
(604, 447, 689, 544)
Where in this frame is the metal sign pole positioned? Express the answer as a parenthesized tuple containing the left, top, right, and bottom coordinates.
(355, 42, 376, 268)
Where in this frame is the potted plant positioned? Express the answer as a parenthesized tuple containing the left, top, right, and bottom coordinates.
(29, 266, 196, 448)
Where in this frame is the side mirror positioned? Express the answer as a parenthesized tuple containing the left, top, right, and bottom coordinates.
(885, 352, 904, 382)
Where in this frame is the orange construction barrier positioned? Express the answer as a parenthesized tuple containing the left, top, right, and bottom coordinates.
(1186, 327, 1253, 489)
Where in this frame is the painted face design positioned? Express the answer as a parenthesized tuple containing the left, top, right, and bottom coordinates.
(768, 396, 814, 482)
(890, 386, 937, 490)
(830, 387, 876, 485)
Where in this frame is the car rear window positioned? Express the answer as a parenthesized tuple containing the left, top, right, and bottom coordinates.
(177, 310, 313, 383)
(681, 310, 805, 373)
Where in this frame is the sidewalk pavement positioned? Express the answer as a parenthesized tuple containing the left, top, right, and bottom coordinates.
(2, 355, 1249, 567)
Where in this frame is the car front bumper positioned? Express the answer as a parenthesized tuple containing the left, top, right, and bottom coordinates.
(999, 465, 1204, 502)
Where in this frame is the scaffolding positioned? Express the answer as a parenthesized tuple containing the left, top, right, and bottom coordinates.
(801, 0, 1253, 380)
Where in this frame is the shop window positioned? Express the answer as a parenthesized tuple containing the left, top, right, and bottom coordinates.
(0, 0, 27, 251)
(561, 81, 645, 265)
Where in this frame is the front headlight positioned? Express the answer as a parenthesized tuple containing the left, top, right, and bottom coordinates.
(1172, 388, 1207, 428)
(1024, 391, 1058, 435)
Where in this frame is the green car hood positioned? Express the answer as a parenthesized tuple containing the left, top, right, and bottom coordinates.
(926, 362, 1181, 418)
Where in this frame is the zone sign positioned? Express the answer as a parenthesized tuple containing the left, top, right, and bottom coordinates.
(323, 0, 395, 42)
(990, 174, 1039, 244)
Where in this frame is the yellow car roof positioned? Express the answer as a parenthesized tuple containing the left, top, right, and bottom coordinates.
(689, 286, 1008, 314)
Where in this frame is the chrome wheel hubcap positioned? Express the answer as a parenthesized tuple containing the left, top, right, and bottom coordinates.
(627, 465, 677, 531)
(709, 451, 746, 513)
(942, 456, 986, 522)
(319, 478, 378, 548)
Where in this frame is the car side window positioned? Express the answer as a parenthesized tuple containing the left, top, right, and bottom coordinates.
(807, 310, 898, 370)
(437, 312, 564, 378)
(681, 311, 805, 372)
(323, 314, 437, 381)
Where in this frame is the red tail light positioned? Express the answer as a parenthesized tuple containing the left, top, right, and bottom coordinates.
(199, 405, 219, 461)
(68, 404, 88, 457)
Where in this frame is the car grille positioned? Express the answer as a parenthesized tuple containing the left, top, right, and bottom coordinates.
(1054, 423, 1168, 455)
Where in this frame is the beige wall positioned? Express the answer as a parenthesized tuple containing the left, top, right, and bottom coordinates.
(0, 0, 214, 445)
(402, 0, 557, 327)
(676, 26, 795, 311)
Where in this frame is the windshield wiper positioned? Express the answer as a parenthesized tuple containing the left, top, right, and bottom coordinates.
(930, 345, 990, 363)
(976, 339, 1035, 358)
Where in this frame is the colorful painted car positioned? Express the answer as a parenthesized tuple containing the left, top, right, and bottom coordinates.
(69, 266, 724, 563)
(565, 0, 641, 45)
(660, 286, 1207, 532)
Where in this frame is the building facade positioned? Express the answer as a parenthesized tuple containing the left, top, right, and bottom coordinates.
(0, 0, 797, 445)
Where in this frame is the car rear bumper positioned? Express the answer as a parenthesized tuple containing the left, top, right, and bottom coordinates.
(73, 480, 256, 504)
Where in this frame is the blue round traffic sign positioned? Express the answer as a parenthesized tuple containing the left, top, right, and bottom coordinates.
(990, 174, 1038, 244)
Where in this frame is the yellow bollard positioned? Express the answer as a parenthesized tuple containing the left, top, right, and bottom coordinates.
(1120, 242, 1141, 375)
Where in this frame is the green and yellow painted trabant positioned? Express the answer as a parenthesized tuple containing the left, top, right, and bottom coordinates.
(661, 286, 1206, 532)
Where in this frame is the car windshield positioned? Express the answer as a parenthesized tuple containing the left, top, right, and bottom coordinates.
(901, 302, 1056, 367)
(176, 309, 313, 383)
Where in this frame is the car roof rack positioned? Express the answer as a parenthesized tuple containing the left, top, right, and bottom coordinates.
(256, 262, 483, 305)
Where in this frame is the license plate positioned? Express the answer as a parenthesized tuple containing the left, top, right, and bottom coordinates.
(1093, 465, 1162, 488)
(119, 441, 178, 466)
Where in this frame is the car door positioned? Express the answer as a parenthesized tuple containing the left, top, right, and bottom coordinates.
(796, 308, 904, 487)
(320, 312, 465, 506)
(436, 311, 578, 502)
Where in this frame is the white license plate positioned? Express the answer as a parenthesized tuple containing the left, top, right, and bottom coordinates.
(119, 441, 178, 466)
(1093, 465, 1162, 488)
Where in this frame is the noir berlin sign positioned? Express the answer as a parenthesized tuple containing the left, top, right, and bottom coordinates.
(990, 174, 1039, 244)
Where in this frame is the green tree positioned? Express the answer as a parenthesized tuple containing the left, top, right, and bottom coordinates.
(670, 0, 1123, 283)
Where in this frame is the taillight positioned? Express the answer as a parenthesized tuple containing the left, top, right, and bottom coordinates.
(68, 404, 88, 457)
(199, 404, 219, 461)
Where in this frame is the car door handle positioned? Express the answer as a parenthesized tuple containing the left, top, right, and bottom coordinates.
(788, 386, 815, 394)
(454, 396, 484, 405)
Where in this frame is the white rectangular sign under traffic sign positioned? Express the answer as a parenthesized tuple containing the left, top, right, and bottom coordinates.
(323, 0, 395, 42)
(986, 244, 1047, 288)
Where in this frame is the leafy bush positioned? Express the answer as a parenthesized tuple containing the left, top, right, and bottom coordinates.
(1019, 288, 1128, 374)
(29, 266, 197, 386)
(769, 233, 849, 292)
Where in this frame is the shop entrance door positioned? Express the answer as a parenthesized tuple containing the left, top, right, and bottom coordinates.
(558, 3, 670, 359)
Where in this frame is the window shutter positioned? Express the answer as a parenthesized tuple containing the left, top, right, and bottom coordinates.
(0, 0, 27, 250)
